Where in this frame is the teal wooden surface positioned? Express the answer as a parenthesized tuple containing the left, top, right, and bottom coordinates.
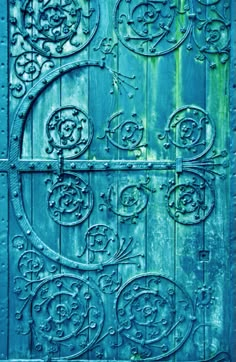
(0, 0, 235, 360)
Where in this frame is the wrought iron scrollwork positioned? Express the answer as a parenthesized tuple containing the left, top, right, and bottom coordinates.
(94, 37, 118, 60)
(158, 106, 216, 159)
(98, 111, 147, 156)
(15, 273, 104, 358)
(18, 0, 99, 58)
(114, 0, 230, 67)
(18, 250, 44, 278)
(84, 224, 120, 263)
(115, 274, 195, 360)
(161, 173, 215, 225)
(79, 224, 143, 268)
(10, 51, 55, 98)
(114, 0, 193, 56)
(46, 105, 93, 159)
(97, 271, 122, 294)
(45, 172, 94, 226)
(159, 105, 228, 225)
(193, 19, 230, 55)
(100, 177, 156, 223)
(186, 1, 230, 67)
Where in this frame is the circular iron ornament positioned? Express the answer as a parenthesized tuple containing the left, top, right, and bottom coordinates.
(31, 274, 104, 358)
(166, 173, 215, 224)
(47, 173, 94, 226)
(46, 106, 93, 159)
(161, 106, 216, 160)
(114, 0, 193, 56)
(115, 274, 195, 360)
(20, 0, 100, 57)
(193, 19, 230, 54)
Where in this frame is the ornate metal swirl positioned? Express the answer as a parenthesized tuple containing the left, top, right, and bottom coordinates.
(46, 106, 93, 159)
(46, 173, 93, 226)
(163, 173, 215, 225)
(100, 177, 156, 223)
(193, 19, 230, 55)
(98, 111, 147, 155)
(97, 271, 122, 294)
(115, 274, 195, 360)
(114, 0, 193, 56)
(84, 224, 119, 263)
(18, 250, 44, 278)
(30, 274, 104, 357)
(77, 224, 142, 268)
(19, 0, 99, 57)
(10, 51, 54, 98)
(15, 52, 53, 82)
(93, 37, 118, 59)
(158, 106, 216, 159)
(12, 235, 26, 250)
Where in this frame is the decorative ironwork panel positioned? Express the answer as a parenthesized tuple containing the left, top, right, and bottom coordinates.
(0, 0, 235, 361)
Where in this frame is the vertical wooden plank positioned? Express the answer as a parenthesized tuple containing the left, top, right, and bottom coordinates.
(230, 0, 236, 356)
(147, 55, 176, 276)
(88, 2, 119, 358)
(146, 52, 176, 362)
(115, 20, 147, 357)
(0, 5, 8, 159)
(204, 10, 231, 355)
(0, 3, 9, 359)
(0, 173, 8, 359)
(59, 3, 90, 354)
(174, 67, 202, 362)
(0, 4, 8, 357)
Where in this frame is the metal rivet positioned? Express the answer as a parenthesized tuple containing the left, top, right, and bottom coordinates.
(127, 163, 133, 168)
(87, 163, 93, 169)
(148, 163, 153, 168)
(104, 162, 110, 168)
(19, 113, 24, 119)
(28, 94, 34, 100)
(47, 163, 52, 169)
(71, 163, 76, 169)
(42, 79, 48, 84)
(29, 163, 35, 169)
(38, 244, 44, 250)
(10, 163, 16, 169)
(13, 135, 18, 141)
(17, 214, 23, 220)
(13, 191, 18, 197)
(26, 230, 31, 235)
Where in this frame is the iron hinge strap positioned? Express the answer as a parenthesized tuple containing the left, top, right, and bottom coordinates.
(0, 159, 177, 172)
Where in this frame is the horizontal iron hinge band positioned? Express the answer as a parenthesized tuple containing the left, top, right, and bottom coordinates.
(0, 159, 177, 172)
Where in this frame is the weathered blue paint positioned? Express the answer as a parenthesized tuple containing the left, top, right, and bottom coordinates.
(0, 1, 8, 359)
(0, 0, 235, 361)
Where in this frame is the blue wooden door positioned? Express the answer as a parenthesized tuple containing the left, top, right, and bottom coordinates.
(0, 0, 235, 361)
